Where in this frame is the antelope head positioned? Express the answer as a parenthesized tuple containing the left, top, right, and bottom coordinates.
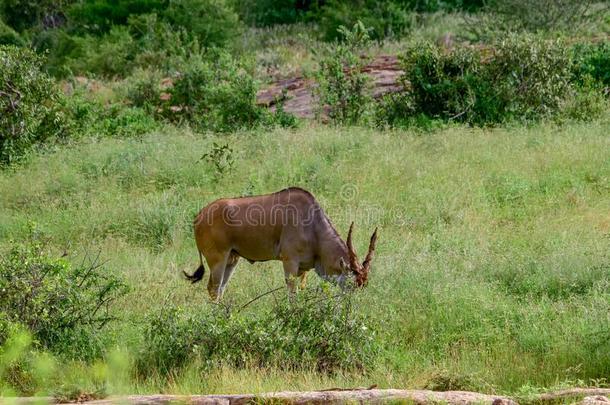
(341, 222, 378, 287)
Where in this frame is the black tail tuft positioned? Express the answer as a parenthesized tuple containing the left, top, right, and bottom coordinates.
(183, 264, 205, 284)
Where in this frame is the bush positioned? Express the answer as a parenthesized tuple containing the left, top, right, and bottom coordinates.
(384, 35, 595, 126)
(235, 0, 311, 27)
(465, 0, 600, 40)
(164, 0, 242, 48)
(65, 93, 159, 138)
(573, 42, 610, 90)
(0, 18, 24, 46)
(67, 0, 167, 34)
(138, 288, 377, 374)
(63, 26, 136, 77)
(316, 21, 373, 124)
(314, 0, 412, 41)
(1, 0, 72, 32)
(0, 46, 69, 166)
(161, 50, 283, 131)
(0, 231, 129, 359)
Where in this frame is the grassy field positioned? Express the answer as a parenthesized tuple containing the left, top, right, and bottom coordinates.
(1, 119, 609, 396)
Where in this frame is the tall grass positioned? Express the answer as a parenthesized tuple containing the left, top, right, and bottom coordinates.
(0, 119, 609, 395)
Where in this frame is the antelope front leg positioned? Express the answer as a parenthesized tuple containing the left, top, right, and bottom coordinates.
(282, 259, 300, 294)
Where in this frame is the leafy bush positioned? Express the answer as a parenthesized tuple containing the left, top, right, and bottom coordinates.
(139, 289, 377, 374)
(573, 42, 610, 90)
(0, 232, 129, 359)
(65, 93, 159, 138)
(0, 18, 24, 46)
(1, 0, 72, 32)
(314, 0, 412, 41)
(63, 26, 136, 77)
(383, 35, 597, 126)
(67, 0, 167, 34)
(0, 46, 69, 165)
(316, 21, 373, 124)
(485, 35, 573, 120)
(465, 0, 600, 40)
(124, 68, 163, 111)
(164, 0, 241, 48)
(235, 0, 311, 27)
(161, 50, 283, 131)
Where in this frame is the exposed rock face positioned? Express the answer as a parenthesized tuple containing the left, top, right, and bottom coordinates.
(256, 55, 404, 118)
(573, 396, 610, 405)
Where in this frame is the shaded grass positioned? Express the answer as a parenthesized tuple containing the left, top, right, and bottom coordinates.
(0, 119, 609, 394)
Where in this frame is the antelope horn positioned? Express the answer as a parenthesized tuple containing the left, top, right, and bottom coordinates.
(362, 227, 378, 272)
(346, 222, 360, 271)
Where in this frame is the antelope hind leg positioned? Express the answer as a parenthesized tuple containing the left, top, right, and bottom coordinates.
(206, 251, 230, 302)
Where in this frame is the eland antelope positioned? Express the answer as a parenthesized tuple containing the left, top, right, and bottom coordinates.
(184, 187, 378, 301)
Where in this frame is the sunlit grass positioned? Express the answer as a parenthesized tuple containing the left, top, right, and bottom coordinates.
(0, 119, 609, 396)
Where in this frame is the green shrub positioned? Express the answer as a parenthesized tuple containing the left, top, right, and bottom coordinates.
(315, 0, 412, 41)
(163, 0, 241, 48)
(400, 42, 483, 122)
(138, 289, 377, 374)
(387, 35, 590, 126)
(65, 93, 159, 138)
(124, 68, 163, 111)
(465, 0, 600, 40)
(127, 13, 195, 72)
(162, 50, 279, 131)
(31, 29, 80, 77)
(0, 231, 129, 360)
(0, 46, 69, 166)
(235, 0, 310, 27)
(64, 26, 136, 77)
(573, 42, 610, 90)
(67, 0, 167, 34)
(316, 21, 373, 124)
(1, 0, 72, 32)
(0, 18, 24, 46)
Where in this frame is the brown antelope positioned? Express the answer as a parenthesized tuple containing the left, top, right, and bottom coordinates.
(184, 187, 378, 301)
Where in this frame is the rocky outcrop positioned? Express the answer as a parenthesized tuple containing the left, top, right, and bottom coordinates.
(256, 55, 404, 118)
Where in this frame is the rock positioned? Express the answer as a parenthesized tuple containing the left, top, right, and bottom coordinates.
(573, 396, 610, 405)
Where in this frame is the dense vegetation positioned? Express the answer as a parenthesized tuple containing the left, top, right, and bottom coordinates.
(0, 0, 609, 399)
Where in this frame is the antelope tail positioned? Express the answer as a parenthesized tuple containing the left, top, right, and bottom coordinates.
(183, 251, 205, 284)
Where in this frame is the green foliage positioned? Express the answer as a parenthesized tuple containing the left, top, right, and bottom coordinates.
(383, 35, 603, 126)
(235, 0, 310, 27)
(316, 21, 373, 124)
(164, 0, 241, 48)
(465, 0, 600, 40)
(124, 68, 163, 111)
(67, 0, 167, 34)
(201, 142, 235, 181)
(64, 26, 136, 77)
(0, 46, 69, 166)
(0, 230, 129, 360)
(65, 93, 159, 138)
(0, 0, 73, 32)
(573, 42, 610, 89)
(162, 50, 289, 131)
(314, 0, 412, 41)
(139, 289, 377, 374)
(0, 18, 24, 46)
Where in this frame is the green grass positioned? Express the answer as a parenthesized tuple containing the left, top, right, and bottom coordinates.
(1, 119, 609, 395)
